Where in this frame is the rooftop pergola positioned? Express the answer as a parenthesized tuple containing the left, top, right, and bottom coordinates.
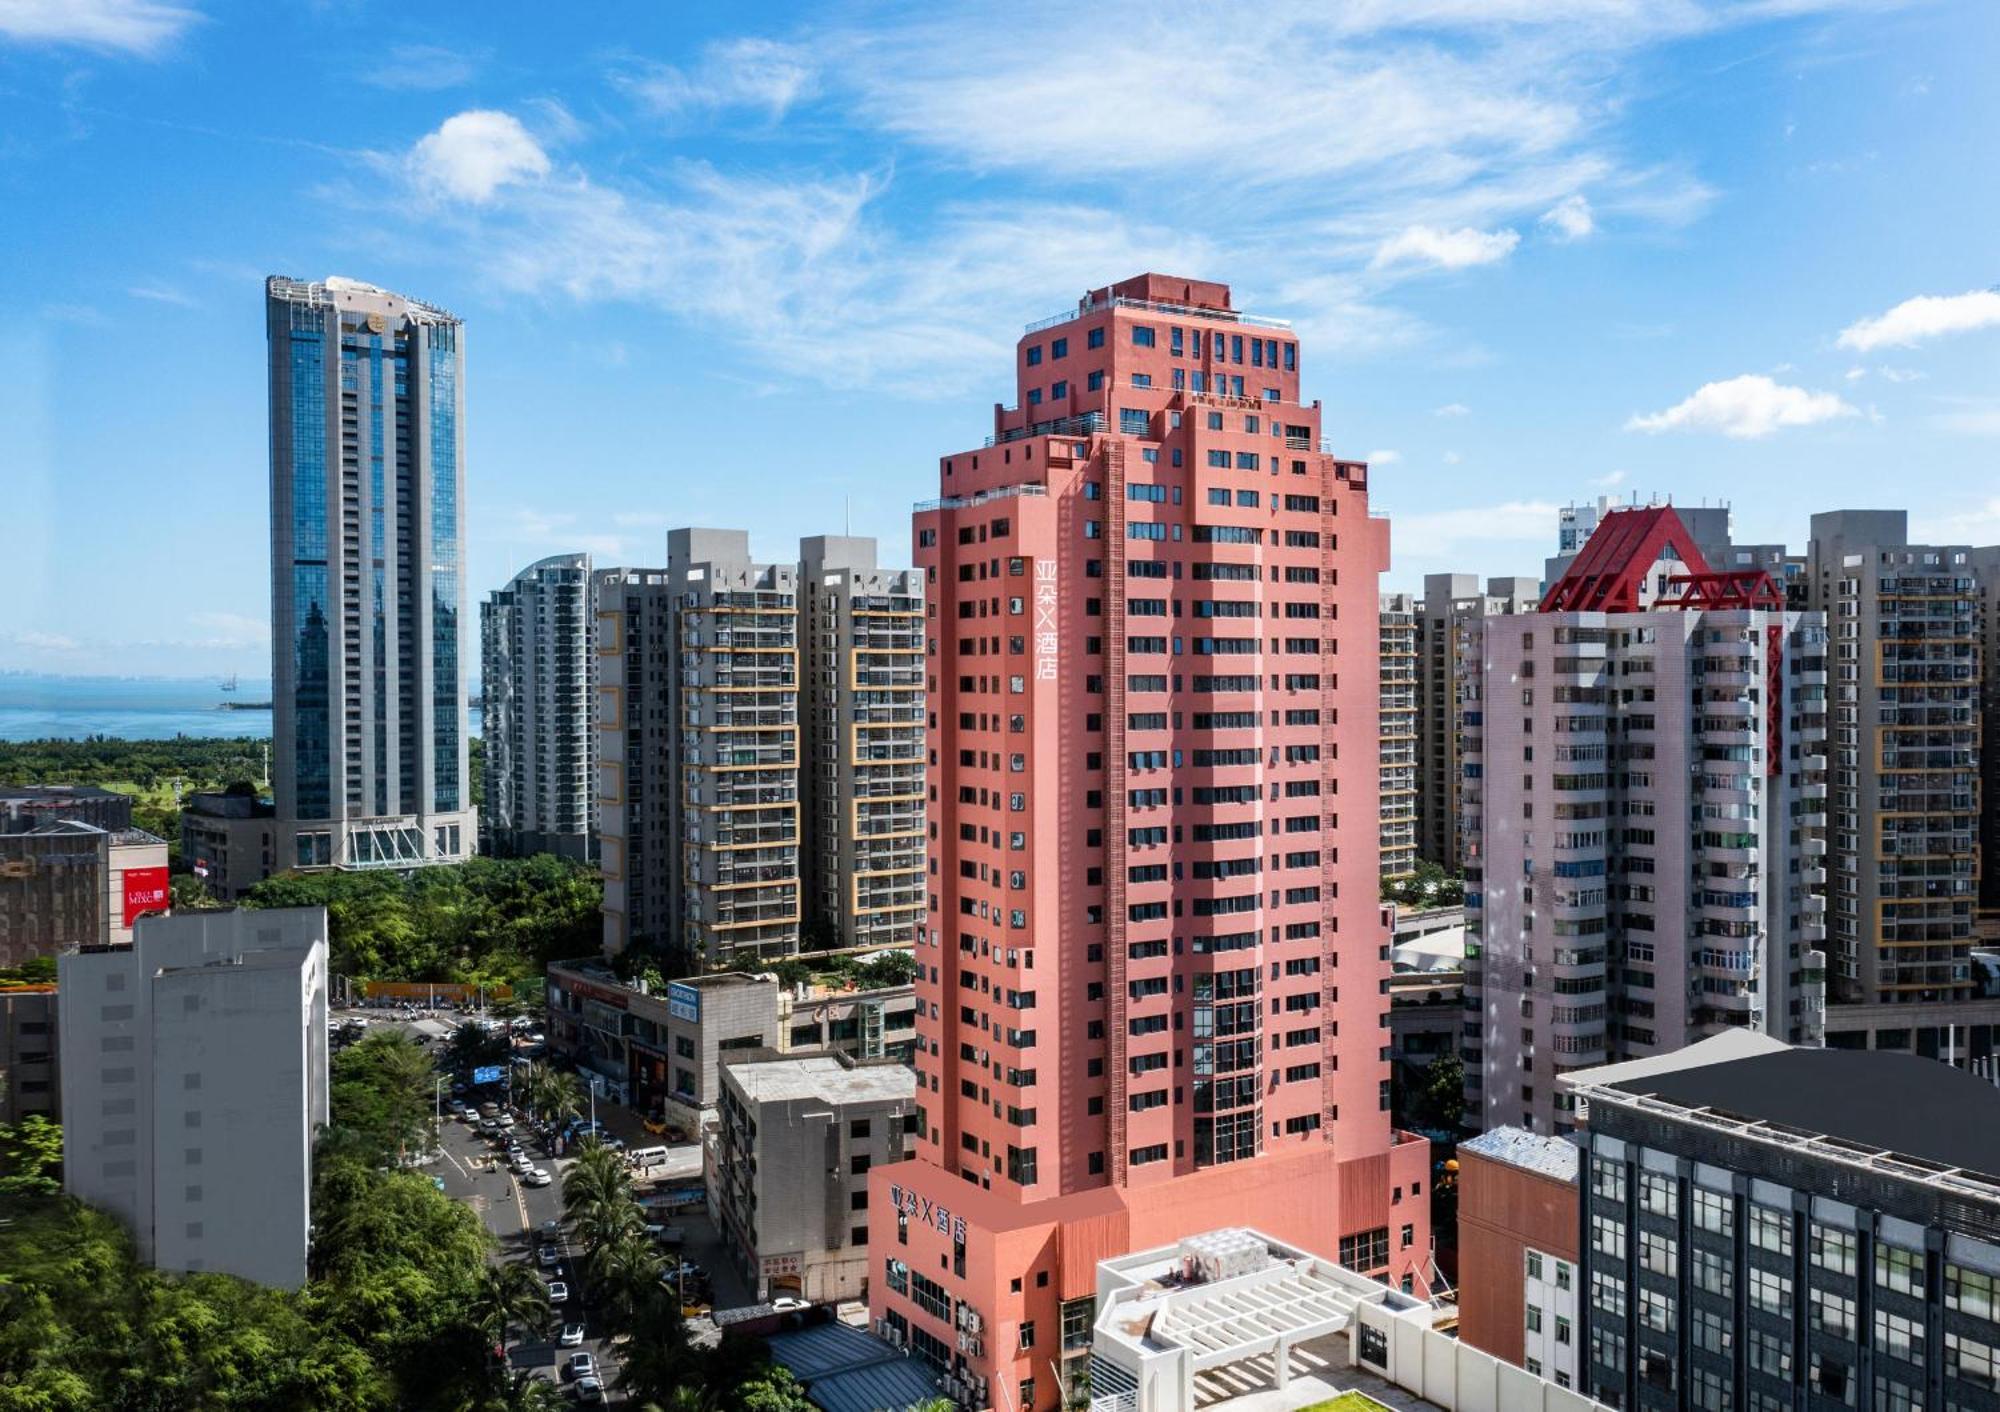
(1147, 1261, 1359, 1373)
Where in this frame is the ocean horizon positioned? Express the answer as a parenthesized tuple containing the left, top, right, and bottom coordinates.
(0, 673, 482, 742)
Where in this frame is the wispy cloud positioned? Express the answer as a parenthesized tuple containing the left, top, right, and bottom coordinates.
(1433, 402, 1471, 418)
(1365, 449, 1401, 466)
(1837, 288, 2000, 352)
(128, 283, 196, 307)
(1592, 469, 1628, 488)
(614, 37, 816, 121)
(1626, 374, 1857, 439)
(0, 0, 200, 57)
(359, 43, 484, 92)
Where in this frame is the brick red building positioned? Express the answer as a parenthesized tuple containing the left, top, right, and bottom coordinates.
(867, 274, 1432, 1410)
(1457, 1127, 1582, 1384)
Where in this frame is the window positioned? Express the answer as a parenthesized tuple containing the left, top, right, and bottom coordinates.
(1120, 408, 1149, 436)
(1641, 1289, 1675, 1335)
(1812, 1287, 1856, 1339)
(1026, 344, 1042, 366)
(1949, 1263, 1997, 1320)
(1088, 370, 1105, 391)
(1876, 1243, 1924, 1297)
(1640, 1170, 1677, 1217)
(1810, 1353, 1855, 1407)
(1050, 337, 1068, 359)
(1691, 1368, 1731, 1412)
(1811, 1222, 1857, 1276)
(1019, 1320, 1036, 1350)
(1692, 1247, 1733, 1299)
(1526, 1304, 1543, 1334)
(1749, 1266, 1793, 1316)
(1592, 1327, 1627, 1376)
(1692, 1186, 1732, 1236)
(1749, 1328, 1791, 1379)
(1088, 327, 1105, 349)
(1640, 1229, 1677, 1278)
(1526, 1251, 1544, 1281)
(1592, 1157, 1626, 1202)
(1948, 1330, 2000, 1389)
(1132, 326, 1156, 348)
(1591, 1214, 1626, 1260)
(1748, 1204, 1792, 1256)
(1591, 1269, 1627, 1319)
(1692, 1306, 1729, 1354)
(1873, 1308, 1924, 1365)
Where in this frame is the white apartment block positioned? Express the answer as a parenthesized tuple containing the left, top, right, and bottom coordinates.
(1463, 507, 1828, 1137)
(59, 907, 330, 1289)
(1417, 573, 1540, 869)
(1380, 590, 1419, 883)
(799, 536, 926, 950)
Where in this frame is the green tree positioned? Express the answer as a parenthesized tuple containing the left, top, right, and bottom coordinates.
(0, 1115, 62, 1195)
(852, 951, 917, 988)
(1411, 1054, 1467, 1132)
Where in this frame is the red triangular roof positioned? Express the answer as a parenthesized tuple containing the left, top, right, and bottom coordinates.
(1540, 505, 1713, 613)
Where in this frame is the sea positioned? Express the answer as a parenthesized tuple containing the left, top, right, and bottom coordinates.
(0, 675, 482, 743)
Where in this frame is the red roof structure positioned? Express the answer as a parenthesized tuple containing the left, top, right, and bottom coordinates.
(1541, 504, 1784, 613)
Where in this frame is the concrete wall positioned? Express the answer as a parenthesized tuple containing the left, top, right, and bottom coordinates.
(1353, 1301, 1610, 1412)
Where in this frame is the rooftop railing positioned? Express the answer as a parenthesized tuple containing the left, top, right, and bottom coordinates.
(1023, 294, 1293, 336)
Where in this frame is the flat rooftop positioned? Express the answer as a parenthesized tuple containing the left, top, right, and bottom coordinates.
(1, 785, 127, 802)
(1460, 1127, 1579, 1183)
(723, 1053, 913, 1107)
(1600, 1046, 2000, 1181)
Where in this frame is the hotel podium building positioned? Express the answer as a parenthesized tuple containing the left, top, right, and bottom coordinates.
(867, 275, 1432, 1412)
(265, 276, 474, 872)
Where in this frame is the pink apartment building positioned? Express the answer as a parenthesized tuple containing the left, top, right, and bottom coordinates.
(867, 275, 1433, 1410)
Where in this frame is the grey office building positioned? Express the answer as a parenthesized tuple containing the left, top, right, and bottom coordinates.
(480, 552, 596, 861)
(1572, 1038, 2000, 1412)
(265, 276, 474, 873)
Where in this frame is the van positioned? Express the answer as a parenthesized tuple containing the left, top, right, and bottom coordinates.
(629, 1145, 670, 1170)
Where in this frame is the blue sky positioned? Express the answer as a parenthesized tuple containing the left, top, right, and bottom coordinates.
(3, 0, 1997, 679)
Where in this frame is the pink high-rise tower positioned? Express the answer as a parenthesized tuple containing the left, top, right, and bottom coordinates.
(868, 275, 1432, 1410)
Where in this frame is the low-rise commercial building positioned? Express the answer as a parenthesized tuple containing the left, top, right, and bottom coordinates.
(0, 984, 59, 1122)
(1, 785, 134, 835)
(544, 957, 917, 1133)
(713, 1052, 916, 1304)
(59, 907, 329, 1289)
(1458, 1128, 1582, 1386)
(180, 790, 277, 900)
(0, 821, 168, 967)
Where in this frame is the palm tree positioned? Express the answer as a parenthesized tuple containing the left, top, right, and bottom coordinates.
(562, 1141, 634, 1225)
(613, 1292, 695, 1407)
(544, 1070, 584, 1129)
(587, 1227, 663, 1335)
(469, 1261, 553, 1352)
(480, 1368, 568, 1412)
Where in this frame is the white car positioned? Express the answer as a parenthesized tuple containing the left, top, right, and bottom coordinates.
(563, 1352, 596, 1382)
(524, 1167, 553, 1187)
(559, 1322, 586, 1348)
(546, 1280, 569, 1305)
(574, 1376, 604, 1405)
(770, 1296, 810, 1312)
(509, 1154, 535, 1174)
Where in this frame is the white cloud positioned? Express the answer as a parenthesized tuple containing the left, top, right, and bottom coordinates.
(409, 110, 550, 204)
(1592, 469, 1628, 488)
(1625, 374, 1858, 439)
(0, 0, 198, 56)
(3, 629, 81, 652)
(617, 37, 816, 120)
(1433, 402, 1471, 417)
(1539, 193, 1594, 240)
(1372, 224, 1519, 272)
(129, 283, 195, 307)
(361, 43, 482, 92)
(1365, 449, 1402, 466)
(1844, 366, 1866, 381)
(1877, 366, 1924, 383)
(1836, 288, 2000, 352)
(1386, 499, 1563, 559)
(1932, 398, 2000, 437)
(1442, 450, 1463, 464)
(1912, 497, 2000, 543)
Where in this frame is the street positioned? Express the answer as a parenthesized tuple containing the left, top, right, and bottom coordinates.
(432, 1086, 627, 1401)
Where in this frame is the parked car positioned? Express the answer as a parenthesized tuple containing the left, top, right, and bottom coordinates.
(770, 1296, 810, 1312)
(562, 1352, 595, 1382)
(524, 1167, 553, 1187)
(539, 1219, 564, 1239)
(573, 1376, 604, 1404)
(538, 1245, 562, 1268)
(545, 1281, 568, 1305)
(558, 1323, 586, 1349)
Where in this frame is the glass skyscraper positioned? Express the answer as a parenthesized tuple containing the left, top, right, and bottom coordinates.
(265, 276, 473, 871)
